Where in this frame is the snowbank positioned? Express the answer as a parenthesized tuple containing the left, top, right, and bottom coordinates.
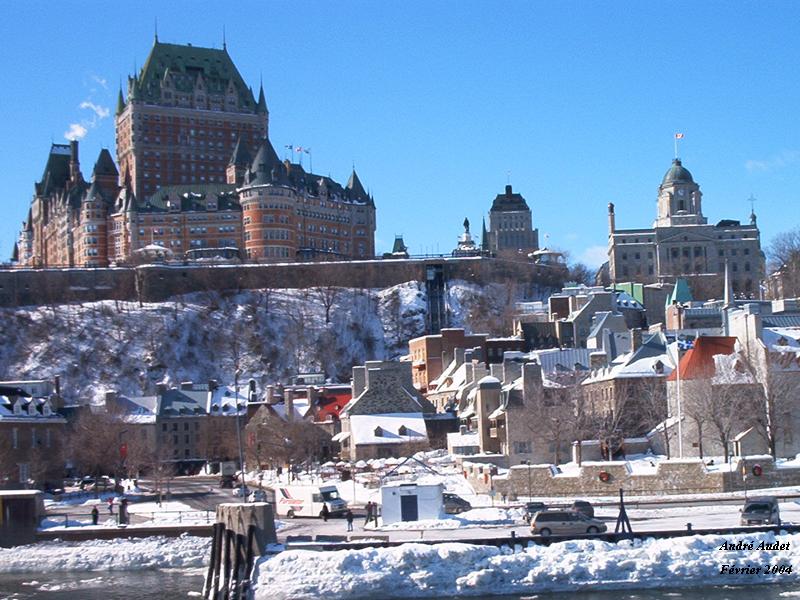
(0, 535, 210, 574)
(252, 531, 800, 599)
(379, 507, 523, 530)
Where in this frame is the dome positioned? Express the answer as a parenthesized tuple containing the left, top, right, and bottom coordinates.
(662, 159, 694, 185)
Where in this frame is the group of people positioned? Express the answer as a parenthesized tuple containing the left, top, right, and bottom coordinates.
(90, 497, 129, 525)
(318, 501, 378, 532)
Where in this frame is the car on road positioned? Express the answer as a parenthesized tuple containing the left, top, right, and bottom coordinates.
(740, 496, 781, 526)
(530, 510, 607, 537)
(443, 493, 472, 514)
(523, 502, 547, 524)
(571, 500, 594, 519)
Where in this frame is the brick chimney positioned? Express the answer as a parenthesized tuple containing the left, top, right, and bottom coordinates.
(631, 328, 643, 353)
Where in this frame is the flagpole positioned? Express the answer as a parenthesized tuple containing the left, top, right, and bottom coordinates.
(674, 135, 678, 159)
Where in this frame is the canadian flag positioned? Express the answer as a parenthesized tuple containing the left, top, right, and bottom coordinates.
(675, 133, 684, 139)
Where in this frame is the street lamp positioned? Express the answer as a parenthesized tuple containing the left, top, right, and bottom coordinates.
(234, 367, 247, 502)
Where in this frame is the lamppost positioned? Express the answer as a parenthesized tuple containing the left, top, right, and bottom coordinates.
(234, 367, 247, 502)
(522, 460, 532, 501)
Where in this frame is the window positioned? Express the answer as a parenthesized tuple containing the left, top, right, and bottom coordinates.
(12, 427, 18, 449)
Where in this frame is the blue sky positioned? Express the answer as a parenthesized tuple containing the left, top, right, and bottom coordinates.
(2, 2, 799, 268)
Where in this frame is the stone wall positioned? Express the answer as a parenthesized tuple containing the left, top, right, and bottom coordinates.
(489, 457, 800, 498)
(0, 256, 562, 307)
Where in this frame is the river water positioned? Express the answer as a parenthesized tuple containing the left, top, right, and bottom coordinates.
(2, 569, 800, 600)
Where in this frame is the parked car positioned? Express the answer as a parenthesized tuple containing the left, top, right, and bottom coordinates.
(740, 497, 781, 526)
(523, 502, 547, 524)
(80, 476, 113, 492)
(530, 510, 607, 537)
(443, 493, 472, 514)
(571, 500, 594, 519)
(232, 486, 251, 498)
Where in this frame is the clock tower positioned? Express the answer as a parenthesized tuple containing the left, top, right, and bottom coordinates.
(654, 158, 706, 227)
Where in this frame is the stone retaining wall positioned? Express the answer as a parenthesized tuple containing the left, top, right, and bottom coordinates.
(490, 457, 800, 498)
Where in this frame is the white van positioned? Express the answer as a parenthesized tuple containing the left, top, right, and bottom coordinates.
(272, 484, 347, 518)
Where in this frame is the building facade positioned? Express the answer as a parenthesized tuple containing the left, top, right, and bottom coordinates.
(486, 185, 539, 255)
(608, 158, 765, 296)
(15, 39, 376, 267)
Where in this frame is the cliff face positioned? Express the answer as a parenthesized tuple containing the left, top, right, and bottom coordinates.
(0, 280, 553, 403)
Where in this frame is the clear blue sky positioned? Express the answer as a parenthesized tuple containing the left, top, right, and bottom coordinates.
(2, 2, 799, 268)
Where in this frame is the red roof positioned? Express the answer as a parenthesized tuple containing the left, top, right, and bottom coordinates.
(666, 336, 737, 381)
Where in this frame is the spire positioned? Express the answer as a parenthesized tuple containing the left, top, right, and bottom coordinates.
(723, 259, 734, 308)
(256, 79, 267, 114)
(481, 217, 488, 251)
(346, 169, 367, 200)
(223, 24, 227, 50)
(154, 17, 158, 43)
(116, 87, 125, 116)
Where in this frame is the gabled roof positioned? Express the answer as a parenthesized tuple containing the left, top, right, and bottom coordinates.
(666, 336, 737, 381)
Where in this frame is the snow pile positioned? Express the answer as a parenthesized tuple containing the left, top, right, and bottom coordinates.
(252, 531, 800, 599)
(380, 507, 523, 530)
(0, 534, 211, 573)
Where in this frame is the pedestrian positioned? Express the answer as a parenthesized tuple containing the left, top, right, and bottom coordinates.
(364, 501, 374, 526)
(91, 506, 99, 525)
(321, 503, 330, 522)
(107, 497, 114, 514)
(119, 499, 129, 526)
(345, 509, 354, 532)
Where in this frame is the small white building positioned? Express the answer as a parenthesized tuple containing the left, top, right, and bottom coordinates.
(380, 481, 443, 524)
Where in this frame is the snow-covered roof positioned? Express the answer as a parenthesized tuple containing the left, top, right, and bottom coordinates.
(0, 396, 64, 422)
(208, 385, 248, 416)
(270, 397, 311, 421)
(349, 413, 428, 446)
(763, 327, 800, 350)
(447, 429, 479, 446)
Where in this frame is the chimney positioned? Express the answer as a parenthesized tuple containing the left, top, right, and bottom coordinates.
(505, 184, 512, 195)
(69, 140, 80, 181)
(522, 362, 542, 404)
(503, 358, 523, 384)
(459, 424, 467, 435)
(590, 351, 607, 369)
(248, 379, 256, 401)
(54, 375, 61, 397)
(104, 391, 118, 411)
(630, 328, 643, 353)
(285, 388, 295, 422)
(265, 385, 277, 405)
(156, 383, 168, 395)
(208, 379, 219, 392)
(180, 381, 194, 391)
(352, 366, 367, 398)
(608, 202, 616, 234)
(454, 347, 466, 367)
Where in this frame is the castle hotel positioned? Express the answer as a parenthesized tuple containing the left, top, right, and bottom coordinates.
(15, 38, 376, 268)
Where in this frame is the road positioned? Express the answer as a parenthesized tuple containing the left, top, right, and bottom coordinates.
(45, 476, 800, 543)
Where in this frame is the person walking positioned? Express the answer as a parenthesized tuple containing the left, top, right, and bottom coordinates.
(107, 497, 114, 515)
(345, 509, 354, 532)
(91, 506, 99, 525)
(320, 503, 330, 522)
(364, 501, 374, 527)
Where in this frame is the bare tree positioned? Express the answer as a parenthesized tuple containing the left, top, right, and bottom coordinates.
(314, 285, 341, 325)
(755, 366, 800, 459)
(768, 227, 800, 298)
(638, 376, 673, 459)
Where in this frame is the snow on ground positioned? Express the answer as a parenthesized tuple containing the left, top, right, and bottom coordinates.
(0, 535, 210, 574)
(252, 530, 800, 599)
(379, 507, 525, 531)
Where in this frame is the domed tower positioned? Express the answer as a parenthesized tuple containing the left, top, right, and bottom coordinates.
(654, 159, 706, 227)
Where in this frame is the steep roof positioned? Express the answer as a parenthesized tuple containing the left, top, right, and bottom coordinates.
(667, 278, 693, 306)
(92, 149, 118, 179)
(228, 136, 252, 167)
(666, 336, 737, 381)
(36, 144, 71, 196)
(132, 40, 256, 110)
(346, 169, 368, 200)
(142, 183, 239, 212)
(490, 184, 530, 213)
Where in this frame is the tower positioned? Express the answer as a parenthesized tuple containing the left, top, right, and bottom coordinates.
(654, 159, 706, 227)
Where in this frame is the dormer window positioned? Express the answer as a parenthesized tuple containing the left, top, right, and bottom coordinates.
(398, 425, 408, 436)
(374, 426, 383, 437)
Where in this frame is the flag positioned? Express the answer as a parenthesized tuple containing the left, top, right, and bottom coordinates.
(675, 133, 684, 139)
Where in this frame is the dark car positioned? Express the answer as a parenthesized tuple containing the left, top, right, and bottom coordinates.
(523, 502, 547, 524)
(443, 493, 472, 514)
(571, 500, 594, 519)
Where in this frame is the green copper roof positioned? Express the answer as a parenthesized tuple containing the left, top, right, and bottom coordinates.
(667, 278, 693, 306)
(662, 158, 694, 185)
(132, 40, 256, 110)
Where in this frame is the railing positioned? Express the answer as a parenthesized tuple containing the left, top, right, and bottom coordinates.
(42, 509, 214, 529)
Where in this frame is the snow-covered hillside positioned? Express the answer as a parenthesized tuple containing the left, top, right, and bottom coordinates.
(0, 279, 553, 404)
